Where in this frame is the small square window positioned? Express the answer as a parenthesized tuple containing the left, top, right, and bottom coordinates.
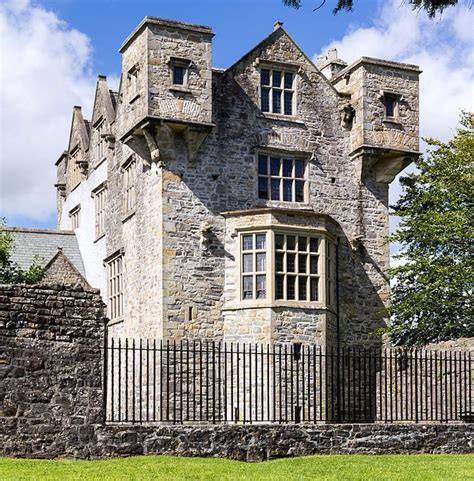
(383, 93, 399, 118)
(173, 65, 185, 85)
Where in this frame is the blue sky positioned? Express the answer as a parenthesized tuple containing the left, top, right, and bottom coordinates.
(1, 0, 473, 236)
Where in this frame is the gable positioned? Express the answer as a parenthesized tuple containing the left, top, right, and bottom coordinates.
(91, 76, 116, 127)
(67, 106, 90, 154)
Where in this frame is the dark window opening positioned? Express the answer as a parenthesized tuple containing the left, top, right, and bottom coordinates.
(173, 66, 185, 85)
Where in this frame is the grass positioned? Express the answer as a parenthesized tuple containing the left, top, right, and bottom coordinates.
(0, 454, 472, 481)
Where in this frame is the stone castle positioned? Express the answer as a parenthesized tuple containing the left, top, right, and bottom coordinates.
(52, 16, 420, 348)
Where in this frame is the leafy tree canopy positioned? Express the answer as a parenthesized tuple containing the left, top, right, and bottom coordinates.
(388, 112, 474, 346)
(0, 219, 44, 284)
(283, 0, 459, 17)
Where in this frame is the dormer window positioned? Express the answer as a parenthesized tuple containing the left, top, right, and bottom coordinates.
(260, 68, 295, 115)
(169, 57, 191, 87)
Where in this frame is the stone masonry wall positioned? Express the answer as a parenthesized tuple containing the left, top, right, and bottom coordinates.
(0, 284, 106, 458)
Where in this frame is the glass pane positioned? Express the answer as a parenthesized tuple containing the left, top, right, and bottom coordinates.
(284, 91, 293, 115)
(271, 179, 280, 200)
(275, 252, 284, 271)
(282, 159, 292, 177)
(260, 69, 270, 86)
(256, 253, 266, 272)
(243, 253, 253, 272)
(295, 180, 305, 202)
(256, 275, 266, 299)
(272, 89, 281, 113)
(295, 160, 305, 178)
(275, 234, 284, 250)
(284, 72, 293, 89)
(272, 70, 282, 87)
(256, 233, 266, 249)
(275, 275, 284, 300)
(298, 276, 307, 301)
(243, 235, 253, 250)
(258, 155, 268, 174)
(261, 88, 270, 112)
(310, 238, 319, 252)
(283, 179, 292, 201)
(298, 254, 307, 273)
(258, 177, 268, 199)
(298, 237, 307, 251)
(270, 157, 280, 176)
(287, 235, 296, 250)
(173, 66, 185, 85)
(243, 276, 253, 300)
(310, 256, 318, 274)
(287, 276, 296, 300)
(310, 277, 319, 301)
(287, 253, 296, 272)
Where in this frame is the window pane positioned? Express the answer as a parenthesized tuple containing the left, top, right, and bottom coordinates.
(298, 254, 307, 273)
(284, 91, 293, 115)
(298, 276, 307, 301)
(243, 276, 253, 300)
(287, 253, 296, 272)
(258, 155, 268, 174)
(284, 72, 293, 89)
(310, 238, 319, 252)
(287, 235, 296, 250)
(310, 256, 318, 274)
(243, 253, 253, 272)
(271, 179, 280, 200)
(256, 253, 266, 272)
(256, 275, 266, 299)
(298, 236, 307, 251)
(282, 159, 292, 177)
(276, 275, 284, 300)
(256, 233, 266, 249)
(310, 277, 319, 301)
(295, 180, 305, 202)
(258, 177, 268, 199)
(173, 66, 185, 85)
(384, 96, 395, 117)
(283, 179, 292, 201)
(275, 252, 284, 271)
(260, 69, 270, 86)
(275, 234, 284, 250)
(272, 70, 282, 87)
(295, 160, 305, 178)
(243, 235, 253, 250)
(287, 276, 296, 300)
(261, 88, 270, 112)
(270, 157, 280, 175)
(272, 89, 281, 113)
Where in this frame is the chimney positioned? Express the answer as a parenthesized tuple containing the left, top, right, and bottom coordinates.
(316, 48, 347, 79)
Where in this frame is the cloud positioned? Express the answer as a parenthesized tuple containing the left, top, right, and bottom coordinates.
(315, 0, 474, 210)
(0, 0, 116, 221)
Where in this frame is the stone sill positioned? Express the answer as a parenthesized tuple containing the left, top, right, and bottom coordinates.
(383, 118, 403, 126)
(122, 210, 136, 224)
(222, 300, 332, 312)
(129, 93, 140, 104)
(94, 233, 106, 244)
(107, 318, 124, 327)
(261, 200, 310, 210)
(258, 113, 305, 125)
(92, 157, 107, 171)
(169, 86, 192, 94)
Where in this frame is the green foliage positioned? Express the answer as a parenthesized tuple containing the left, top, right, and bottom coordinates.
(388, 112, 474, 346)
(283, 0, 459, 17)
(0, 219, 44, 284)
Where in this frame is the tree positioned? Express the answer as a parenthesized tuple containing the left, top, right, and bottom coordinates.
(0, 219, 44, 284)
(283, 0, 459, 17)
(388, 112, 474, 346)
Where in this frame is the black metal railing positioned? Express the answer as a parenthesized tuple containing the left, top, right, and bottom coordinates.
(104, 340, 473, 424)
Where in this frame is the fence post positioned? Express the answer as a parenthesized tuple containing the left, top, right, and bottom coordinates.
(102, 320, 108, 424)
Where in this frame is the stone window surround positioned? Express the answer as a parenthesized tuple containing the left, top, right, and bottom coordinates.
(226, 223, 337, 312)
(92, 182, 107, 241)
(69, 204, 81, 230)
(104, 249, 125, 324)
(92, 116, 107, 165)
(68, 145, 82, 191)
(379, 89, 405, 123)
(168, 56, 192, 91)
(127, 64, 140, 103)
(121, 156, 137, 219)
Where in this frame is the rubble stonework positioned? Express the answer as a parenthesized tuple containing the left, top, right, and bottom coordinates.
(55, 16, 421, 347)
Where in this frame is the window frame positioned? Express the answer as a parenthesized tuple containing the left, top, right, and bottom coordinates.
(259, 67, 297, 116)
(69, 204, 81, 230)
(382, 92, 400, 119)
(106, 252, 124, 321)
(68, 147, 82, 190)
(92, 183, 107, 239)
(122, 157, 137, 215)
(168, 57, 191, 88)
(94, 118, 107, 163)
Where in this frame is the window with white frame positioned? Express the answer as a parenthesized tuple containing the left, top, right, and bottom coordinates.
(69, 149, 82, 188)
(241, 232, 267, 300)
(69, 205, 80, 230)
(260, 68, 295, 115)
(95, 119, 106, 161)
(240, 230, 329, 304)
(123, 159, 137, 214)
(94, 185, 107, 238)
(107, 254, 124, 320)
(258, 154, 306, 202)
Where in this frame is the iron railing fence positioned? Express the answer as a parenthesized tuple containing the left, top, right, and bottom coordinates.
(104, 340, 473, 424)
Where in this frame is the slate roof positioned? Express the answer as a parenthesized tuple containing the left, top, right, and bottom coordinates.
(6, 228, 86, 276)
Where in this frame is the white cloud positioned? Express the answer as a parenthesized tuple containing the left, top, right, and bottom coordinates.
(315, 0, 474, 211)
(0, 0, 116, 221)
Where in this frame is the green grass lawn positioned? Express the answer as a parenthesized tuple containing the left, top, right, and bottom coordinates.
(0, 454, 472, 481)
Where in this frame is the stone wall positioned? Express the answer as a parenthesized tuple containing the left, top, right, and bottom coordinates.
(0, 284, 106, 458)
